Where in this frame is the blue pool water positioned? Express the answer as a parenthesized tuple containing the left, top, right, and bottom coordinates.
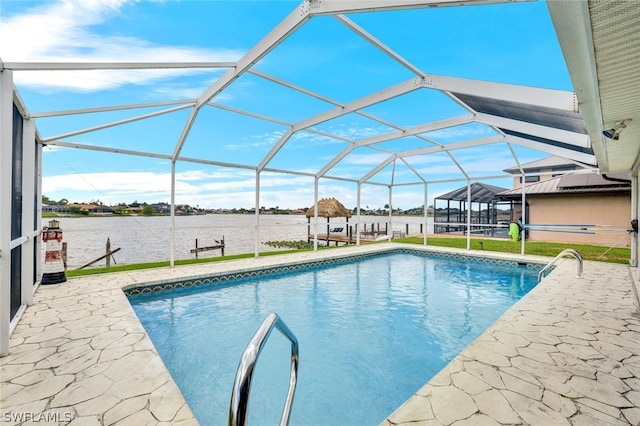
(128, 251, 538, 425)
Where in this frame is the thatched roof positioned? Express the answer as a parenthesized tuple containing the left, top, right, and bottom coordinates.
(306, 198, 352, 218)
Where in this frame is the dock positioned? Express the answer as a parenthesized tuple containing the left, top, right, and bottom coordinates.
(190, 237, 225, 258)
(308, 230, 404, 246)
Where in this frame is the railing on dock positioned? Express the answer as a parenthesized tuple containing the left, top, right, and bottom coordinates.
(228, 313, 299, 426)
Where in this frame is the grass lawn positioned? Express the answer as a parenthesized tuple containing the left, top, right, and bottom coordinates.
(65, 236, 630, 278)
(394, 236, 631, 264)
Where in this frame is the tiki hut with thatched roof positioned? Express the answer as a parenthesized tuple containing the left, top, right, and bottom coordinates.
(306, 198, 353, 245)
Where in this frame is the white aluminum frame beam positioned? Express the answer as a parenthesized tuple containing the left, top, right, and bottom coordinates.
(316, 115, 471, 178)
(306, 0, 532, 15)
(2, 62, 234, 71)
(0, 68, 13, 355)
(31, 99, 195, 119)
(42, 104, 193, 143)
(505, 133, 596, 165)
(171, 1, 315, 161)
(474, 113, 590, 148)
(546, 1, 607, 169)
(428, 74, 579, 112)
(259, 77, 426, 171)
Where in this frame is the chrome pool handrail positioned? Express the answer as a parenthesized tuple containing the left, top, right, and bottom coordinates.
(228, 313, 299, 426)
(538, 249, 583, 283)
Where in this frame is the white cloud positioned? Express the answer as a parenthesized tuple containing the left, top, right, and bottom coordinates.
(0, 0, 244, 92)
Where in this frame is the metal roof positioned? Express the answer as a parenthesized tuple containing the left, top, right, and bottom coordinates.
(500, 172, 630, 197)
(435, 182, 509, 203)
(503, 156, 579, 174)
(2, 0, 639, 192)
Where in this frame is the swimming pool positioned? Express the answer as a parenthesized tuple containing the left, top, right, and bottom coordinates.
(127, 249, 539, 425)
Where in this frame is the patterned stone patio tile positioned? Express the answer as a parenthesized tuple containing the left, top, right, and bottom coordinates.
(105, 332, 145, 349)
(102, 395, 150, 425)
(451, 371, 492, 395)
(589, 358, 634, 379)
(89, 329, 128, 350)
(430, 385, 477, 425)
(8, 346, 57, 365)
(0, 362, 34, 382)
(36, 343, 93, 369)
(593, 317, 633, 332)
(3, 340, 41, 358)
(549, 352, 597, 379)
(625, 377, 640, 392)
(11, 368, 54, 386)
(552, 326, 598, 342)
(99, 345, 133, 363)
(0, 381, 23, 400)
(536, 376, 581, 399)
(50, 374, 114, 407)
(468, 340, 519, 358)
(423, 358, 465, 388)
(520, 330, 563, 346)
(590, 340, 634, 362)
(450, 413, 501, 426)
(541, 389, 577, 417)
(567, 375, 633, 407)
(386, 394, 435, 424)
(498, 370, 543, 400)
(509, 355, 572, 382)
(498, 366, 541, 388)
(622, 407, 640, 425)
(595, 332, 640, 351)
(501, 389, 570, 425)
(65, 326, 110, 340)
(624, 390, 640, 407)
(102, 350, 165, 382)
(472, 389, 521, 424)
(463, 345, 511, 368)
(30, 325, 71, 345)
(491, 330, 530, 348)
(0, 399, 50, 426)
(557, 343, 605, 361)
(54, 350, 102, 376)
(517, 345, 556, 365)
(595, 371, 632, 394)
(115, 409, 160, 425)
(68, 415, 102, 425)
(2, 374, 75, 406)
(74, 393, 121, 417)
(173, 400, 200, 424)
(106, 374, 168, 400)
(149, 381, 195, 423)
(575, 400, 628, 425)
(462, 361, 505, 390)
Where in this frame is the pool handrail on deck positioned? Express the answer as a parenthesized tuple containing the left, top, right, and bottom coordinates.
(538, 248, 583, 283)
(228, 313, 299, 426)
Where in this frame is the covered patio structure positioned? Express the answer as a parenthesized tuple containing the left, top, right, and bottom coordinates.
(434, 182, 515, 237)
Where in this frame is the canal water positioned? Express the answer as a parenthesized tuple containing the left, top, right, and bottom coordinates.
(43, 215, 434, 269)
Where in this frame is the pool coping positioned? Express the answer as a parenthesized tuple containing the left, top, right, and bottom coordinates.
(1, 243, 639, 425)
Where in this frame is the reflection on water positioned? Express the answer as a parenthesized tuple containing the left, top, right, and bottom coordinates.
(44, 214, 433, 268)
(129, 252, 536, 425)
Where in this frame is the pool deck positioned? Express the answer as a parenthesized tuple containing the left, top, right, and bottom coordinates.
(1, 243, 639, 425)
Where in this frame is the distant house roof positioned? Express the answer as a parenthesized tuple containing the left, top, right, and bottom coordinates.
(499, 172, 630, 197)
(436, 182, 510, 203)
(503, 156, 580, 174)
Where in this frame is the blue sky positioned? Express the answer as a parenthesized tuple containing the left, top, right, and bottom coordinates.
(0, 0, 573, 209)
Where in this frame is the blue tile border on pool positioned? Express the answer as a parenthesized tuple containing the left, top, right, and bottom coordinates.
(123, 248, 545, 297)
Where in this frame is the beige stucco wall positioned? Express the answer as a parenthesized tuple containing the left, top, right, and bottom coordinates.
(526, 193, 631, 246)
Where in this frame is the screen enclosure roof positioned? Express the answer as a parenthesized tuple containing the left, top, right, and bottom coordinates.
(2, 0, 639, 192)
